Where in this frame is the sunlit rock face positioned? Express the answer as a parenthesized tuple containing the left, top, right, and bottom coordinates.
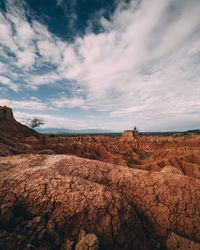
(122, 130, 138, 141)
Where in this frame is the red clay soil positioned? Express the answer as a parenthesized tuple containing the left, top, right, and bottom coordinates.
(0, 154, 200, 249)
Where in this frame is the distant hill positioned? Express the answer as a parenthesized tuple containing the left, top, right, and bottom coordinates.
(140, 129, 200, 137)
(35, 128, 113, 134)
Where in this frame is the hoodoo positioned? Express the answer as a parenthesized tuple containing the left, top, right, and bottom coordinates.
(122, 129, 138, 141)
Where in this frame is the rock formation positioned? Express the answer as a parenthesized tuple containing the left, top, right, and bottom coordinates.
(122, 129, 138, 141)
(0, 154, 200, 249)
(0, 106, 200, 249)
(0, 106, 14, 121)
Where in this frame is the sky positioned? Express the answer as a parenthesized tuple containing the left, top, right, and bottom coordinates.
(0, 0, 200, 132)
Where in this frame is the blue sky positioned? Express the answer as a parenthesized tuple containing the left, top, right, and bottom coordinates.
(0, 0, 200, 131)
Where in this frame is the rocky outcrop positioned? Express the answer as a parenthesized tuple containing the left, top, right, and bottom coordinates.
(122, 130, 138, 141)
(0, 106, 14, 121)
(0, 154, 199, 249)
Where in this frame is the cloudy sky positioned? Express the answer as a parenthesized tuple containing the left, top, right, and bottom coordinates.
(0, 0, 200, 131)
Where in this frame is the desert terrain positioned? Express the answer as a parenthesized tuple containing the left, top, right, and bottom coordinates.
(0, 106, 200, 249)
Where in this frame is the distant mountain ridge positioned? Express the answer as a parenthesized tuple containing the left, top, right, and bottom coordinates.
(35, 128, 200, 135)
(35, 128, 113, 134)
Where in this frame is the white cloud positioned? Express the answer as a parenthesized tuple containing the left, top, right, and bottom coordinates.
(0, 99, 49, 110)
(55, 0, 200, 130)
(0, 0, 200, 130)
(0, 62, 6, 73)
(0, 76, 18, 92)
(13, 110, 120, 130)
(14, 111, 92, 130)
(0, 1, 65, 71)
(29, 72, 62, 86)
(0, 14, 18, 55)
(16, 50, 36, 68)
(51, 96, 85, 108)
(37, 40, 62, 66)
(30, 96, 41, 102)
(0, 5, 35, 70)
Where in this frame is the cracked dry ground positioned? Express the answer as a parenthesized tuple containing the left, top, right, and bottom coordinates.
(0, 154, 200, 250)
